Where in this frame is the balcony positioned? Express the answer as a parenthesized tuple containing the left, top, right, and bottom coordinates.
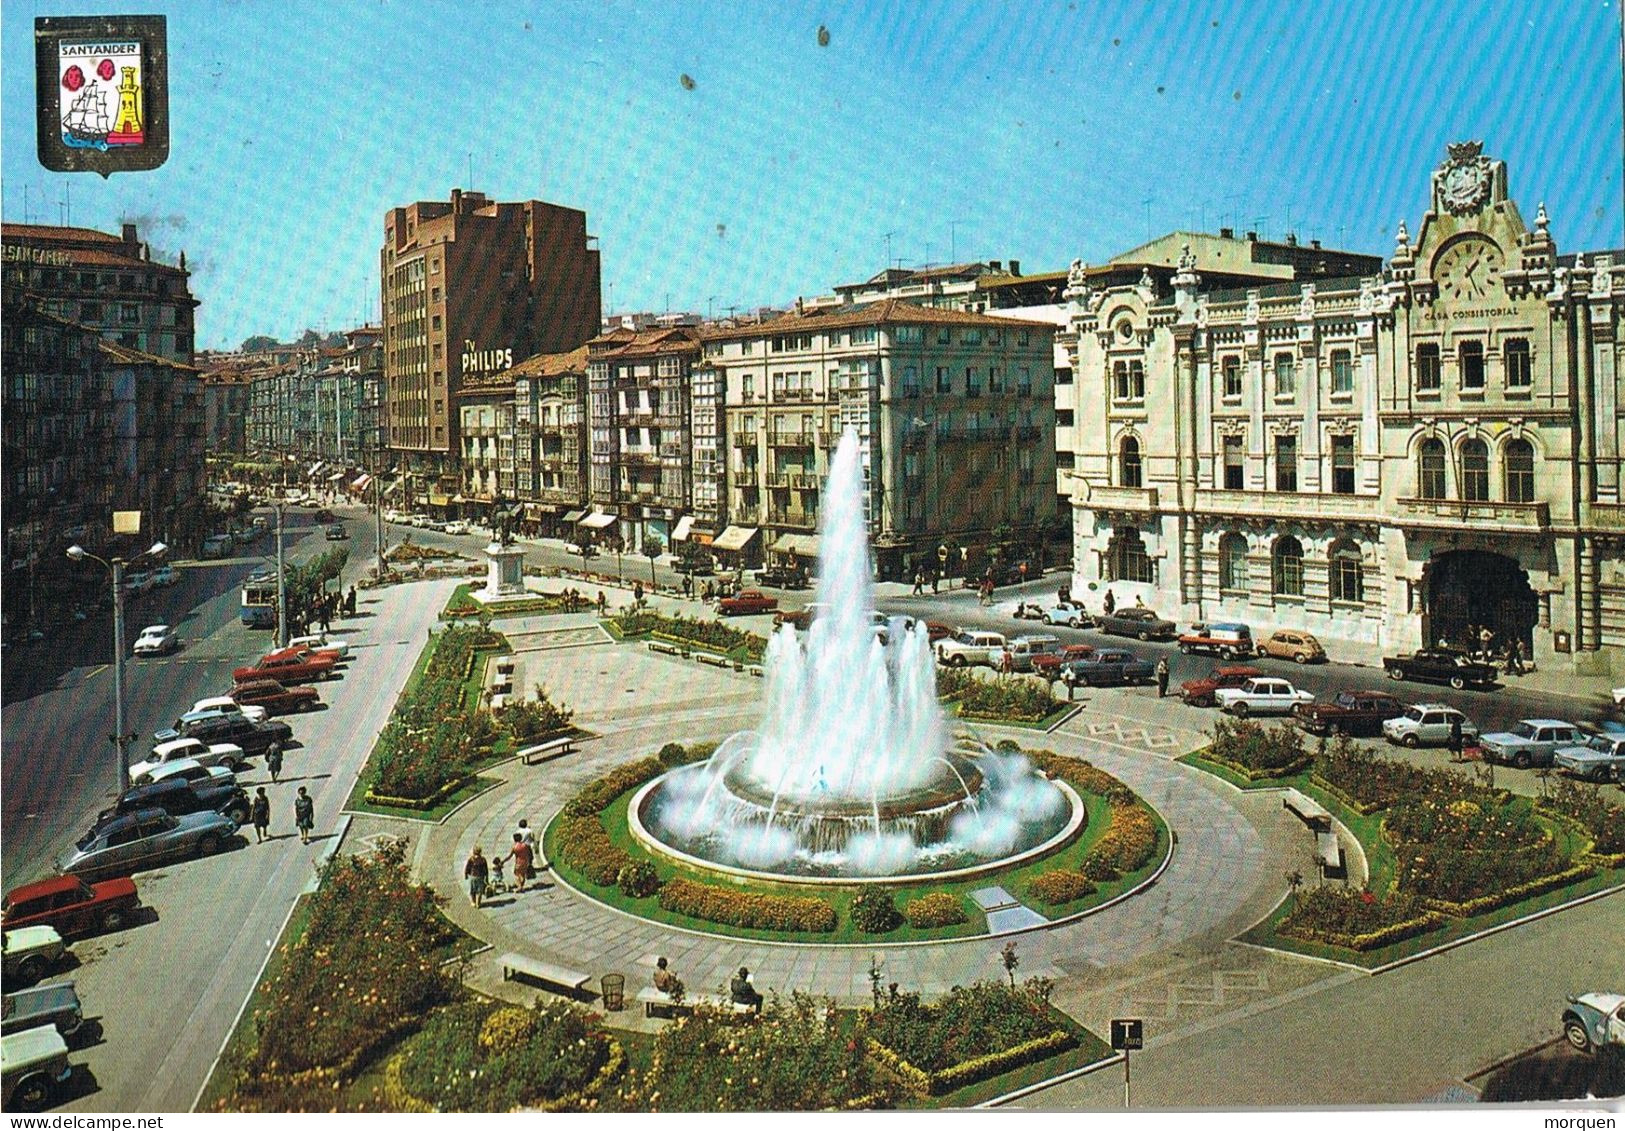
(659, 441, 687, 459)
(1194, 488, 1382, 524)
(731, 433, 759, 448)
(1083, 483, 1160, 513)
(765, 471, 820, 490)
(733, 467, 761, 486)
(1394, 497, 1550, 532)
(766, 507, 817, 529)
(1016, 425, 1043, 441)
(1586, 502, 1625, 532)
(621, 448, 661, 467)
(768, 430, 815, 448)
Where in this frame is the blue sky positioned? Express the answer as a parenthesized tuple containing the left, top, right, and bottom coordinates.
(4, 1, 1621, 350)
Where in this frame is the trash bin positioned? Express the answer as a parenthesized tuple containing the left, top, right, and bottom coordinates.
(600, 973, 625, 1012)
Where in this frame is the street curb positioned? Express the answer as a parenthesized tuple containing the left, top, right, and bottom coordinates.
(974, 1050, 1125, 1108)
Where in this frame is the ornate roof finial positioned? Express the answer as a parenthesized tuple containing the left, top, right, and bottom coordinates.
(1535, 202, 1549, 234)
(1178, 242, 1196, 274)
(1394, 220, 1410, 251)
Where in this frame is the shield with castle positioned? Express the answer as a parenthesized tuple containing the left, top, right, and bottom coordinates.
(58, 38, 144, 151)
(35, 15, 168, 175)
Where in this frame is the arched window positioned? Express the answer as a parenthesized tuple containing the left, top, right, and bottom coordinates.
(1107, 527, 1153, 584)
(1272, 535, 1304, 597)
(1219, 533, 1248, 591)
(1329, 539, 1364, 604)
(1418, 438, 1447, 499)
(1504, 438, 1535, 503)
(1119, 435, 1143, 488)
(1461, 438, 1489, 501)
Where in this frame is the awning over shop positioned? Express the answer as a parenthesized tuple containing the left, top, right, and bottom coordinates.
(562, 509, 586, 524)
(327, 471, 346, 482)
(579, 511, 617, 530)
(383, 479, 403, 498)
(524, 503, 550, 519)
(429, 493, 450, 507)
(307, 461, 326, 478)
(712, 525, 759, 553)
(671, 516, 695, 543)
(350, 474, 372, 493)
(769, 533, 821, 558)
(451, 494, 467, 504)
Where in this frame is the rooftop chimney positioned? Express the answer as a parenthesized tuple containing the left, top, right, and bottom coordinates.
(1245, 230, 1258, 242)
(989, 260, 1002, 272)
(1009, 259, 1021, 276)
(1310, 239, 1321, 249)
(121, 222, 138, 245)
(1219, 227, 1234, 239)
(1285, 233, 1299, 247)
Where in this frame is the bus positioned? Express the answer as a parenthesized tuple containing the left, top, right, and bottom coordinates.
(241, 571, 278, 628)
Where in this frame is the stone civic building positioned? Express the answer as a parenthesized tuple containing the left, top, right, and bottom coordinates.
(1062, 143, 1625, 672)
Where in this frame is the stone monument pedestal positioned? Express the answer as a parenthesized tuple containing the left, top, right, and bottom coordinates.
(483, 541, 526, 599)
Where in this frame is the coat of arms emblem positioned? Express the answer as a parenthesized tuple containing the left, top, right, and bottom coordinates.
(1435, 140, 1492, 216)
(35, 15, 168, 176)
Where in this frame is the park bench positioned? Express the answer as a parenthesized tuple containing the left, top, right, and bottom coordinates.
(634, 986, 755, 1018)
(519, 736, 577, 765)
(1316, 830, 1345, 876)
(693, 651, 732, 669)
(500, 952, 594, 996)
(648, 640, 688, 657)
(495, 657, 515, 675)
(746, 664, 765, 678)
(1282, 788, 1332, 832)
(489, 693, 510, 711)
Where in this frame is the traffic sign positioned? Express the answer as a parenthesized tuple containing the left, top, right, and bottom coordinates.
(1111, 1018, 1144, 1050)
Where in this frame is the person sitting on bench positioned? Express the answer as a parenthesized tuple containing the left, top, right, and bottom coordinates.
(653, 956, 684, 999)
(730, 966, 763, 1014)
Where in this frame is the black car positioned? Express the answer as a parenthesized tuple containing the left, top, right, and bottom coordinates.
(99, 776, 251, 827)
(755, 566, 809, 590)
(152, 714, 292, 758)
(1382, 648, 1497, 691)
(324, 523, 348, 541)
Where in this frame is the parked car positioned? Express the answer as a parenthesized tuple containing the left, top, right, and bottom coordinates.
(324, 523, 348, 541)
(58, 807, 238, 881)
(132, 624, 178, 657)
(1177, 622, 1254, 661)
(99, 776, 251, 828)
(675, 554, 714, 575)
(754, 566, 809, 590)
(149, 565, 179, 588)
(996, 635, 1065, 673)
(1031, 643, 1096, 677)
(199, 534, 234, 560)
(1060, 648, 1154, 687)
(1382, 703, 1479, 749)
(2, 983, 83, 1040)
(139, 758, 237, 790)
(2, 875, 141, 937)
(287, 632, 350, 660)
(1256, 629, 1327, 664)
(935, 630, 1008, 668)
(121, 570, 154, 596)
(443, 520, 470, 535)
(1097, 606, 1177, 642)
(718, 589, 779, 616)
(1479, 719, 1582, 769)
(1562, 992, 1625, 1053)
(1552, 733, 1625, 783)
(924, 621, 955, 643)
(1213, 677, 1316, 717)
(2, 1025, 74, 1110)
(232, 528, 258, 546)
(232, 647, 337, 684)
(1, 928, 65, 988)
(1180, 665, 1266, 708)
(166, 705, 267, 734)
(230, 679, 320, 715)
(187, 696, 268, 724)
(1383, 648, 1497, 690)
(775, 603, 830, 630)
(153, 713, 292, 759)
(312, 508, 336, 524)
(1010, 602, 1046, 621)
(1039, 604, 1092, 629)
(1294, 690, 1406, 737)
(129, 738, 249, 782)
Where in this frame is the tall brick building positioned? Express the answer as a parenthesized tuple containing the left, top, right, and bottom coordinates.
(380, 189, 600, 512)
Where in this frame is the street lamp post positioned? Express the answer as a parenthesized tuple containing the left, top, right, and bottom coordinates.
(67, 539, 167, 794)
(276, 503, 288, 648)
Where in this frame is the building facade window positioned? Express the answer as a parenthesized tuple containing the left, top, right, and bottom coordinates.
(1221, 356, 1242, 398)
(1222, 434, 1245, 490)
(1107, 527, 1153, 584)
(1461, 438, 1490, 501)
(1330, 349, 1353, 395)
(1504, 438, 1536, 502)
(1330, 434, 1356, 494)
(1459, 340, 1485, 389)
(936, 366, 952, 394)
(1272, 535, 1304, 597)
(1275, 434, 1297, 492)
(1273, 353, 1296, 398)
(1416, 343, 1441, 391)
(1112, 360, 1144, 400)
(1329, 540, 1364, 604)
(1418, 437, 1447, 499)
(1504, 338, 1531, 387)
(1219, 532, 1247, 591)
(1119, 436, 1142, 488)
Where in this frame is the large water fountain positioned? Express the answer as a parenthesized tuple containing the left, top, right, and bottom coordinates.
(630, 428, 1080, 881)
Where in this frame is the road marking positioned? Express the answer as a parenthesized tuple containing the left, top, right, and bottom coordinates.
(85, 664, 107, 679)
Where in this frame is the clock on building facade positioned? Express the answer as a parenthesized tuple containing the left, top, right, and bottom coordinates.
(1432, 236, 1504, 302)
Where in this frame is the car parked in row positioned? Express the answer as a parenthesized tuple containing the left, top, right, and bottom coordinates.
(59, 807, 238, 881)
(1, 927, 66, 988)
(287, 632, 350, 660)
(324, 523, 348, 541)
(2, 875, 141, 937)
(936, 631, 1007, 668)
(132, 625, 178, 657)
(121, 571, 154, 596)
(232, 647, 337, 684)
(997, 635, 1064, 673)
(1553, 732, 1625, 783)
(1294, 690, 1405, 737)
(149, 565, 179, 588)
(1382, 703, 1478, 748)
(1383, 647, 1497, 690)
(99, 776, 251, 828)
(229, 679, 320, 715)
(718, 589, 779, 616)
(1097, 606, 1177, 642)
(1478, 719, 1582, 769)
(1180, 665, 1265, 708)
(1177, 622, 1253, 661)
(1, 983, 84, 1040)
(130, 738, 248, 782)
(1030, 643, 1096, 678)
(774, 603, 830, 631)
(1038, 604, 1091, 628)
(187, 696, 268, 724)
(1256, 629, 1326, 664)
(1060, 648, 1154, 687)
(140, 758, 237, 791)
(1214, 677, 1315, 717)
(1562, 992, 1625, 1053)
(153, 713, 291, 759)
(2, 1024, 75, 1109)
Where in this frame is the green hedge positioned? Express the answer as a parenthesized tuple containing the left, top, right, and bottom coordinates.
(657, 877, 837, 933)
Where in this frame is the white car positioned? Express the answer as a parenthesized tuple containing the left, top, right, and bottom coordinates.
(1213, 677, 1316, 717)
(1383, 703, 1478, 748)
(935, 630, 1008, 668)
(121, 571, 154, 596)
(150, 565, 179, 587)
(189, 696, 268, 723)
(132, 625, 178, 656)
(1, 927, 65, 987)
(1039, 604, 1091, 628)
(129, 738, 247, 783)
(140, 757, 236, 790)
(1553, 733, 1625, 783)
(443, 520, 470, 535)
(287, 633, 349, 660)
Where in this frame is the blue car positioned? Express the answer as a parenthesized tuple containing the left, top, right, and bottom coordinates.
(1060, 648, 1154, 687)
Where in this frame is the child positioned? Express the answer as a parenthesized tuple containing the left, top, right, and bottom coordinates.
(489, 852, 508, 895)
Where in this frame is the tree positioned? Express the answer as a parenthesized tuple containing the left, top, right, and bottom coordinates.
(239, 335, 278, 352)
(644, 536, 664, 587)
(1000, 940, 1020, 988)
(297, 329, 322, 346)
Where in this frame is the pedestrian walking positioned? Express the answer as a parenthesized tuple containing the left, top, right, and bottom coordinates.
(1135, 593, 1146, 609)
(1019, 561, 1029, 584)
(464, 846, 490, 907)
(912, 570, 924, 596)
(682, 573, 693, 598)
(318, 598, 332, 633)
(1504, 640, 1523, 675)
(250, 787, 271, 842)
(1155, 656, 1170, 698)
(1000, 648, 1015, 677)
(1058, 584, 1071, 608)
(508, 832, 535, 892)
(1103, 589, 1116, 616)
(931, 572, 939, 594)
(515, 818, 538, 853)
(265, 741, 283, 784)
(633, 580, 645, 608)
(346, 586, 357, 616)
(1447, 716, 1465, 762)
(294, 786, 315, 843)
(597, 590, 608, 615)
(1478, 625, 1494, 662)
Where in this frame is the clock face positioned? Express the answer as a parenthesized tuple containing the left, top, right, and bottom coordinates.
(1433, 238, 1503, 302)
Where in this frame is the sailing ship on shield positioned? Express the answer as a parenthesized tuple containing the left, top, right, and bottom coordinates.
(61, 85, 112, 150)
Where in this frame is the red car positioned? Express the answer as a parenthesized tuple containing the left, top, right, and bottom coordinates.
(1179, 665, 1265, 708)
(231, 678, 321, 715)
(925, 621, 955, 643)
(232, 647, 337, 684)
(718, 589, 779, 617)
(1031, 644, 1096, 676)
(3, 875, 141, 936)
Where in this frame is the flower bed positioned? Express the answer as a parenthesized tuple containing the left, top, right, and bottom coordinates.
(1537, 780, 1625, 862)
(1206, 717, 1313, 778)
(395, 1000, 619, 1112)
(563, 757, 664, 817)
(902, 892, 969, 928)
(555, 815, 636, 886)
(609, 610, 767, 663)
(1385, 794, 1567, 907)
(1311, 738, 1471, 814)
(1026, 868, 1096, 907)
(1278, 887, 1445, 951)
(936, 668, 1056, 723)
(442, 583, 564, 619)
(658, 877, 837, 933)
(1082, 802, 1158, 878)
(864, 980, 1075, 1094)
(210, 843, 455, 1111)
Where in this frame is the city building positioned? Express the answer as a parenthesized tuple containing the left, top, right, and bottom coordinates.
(1061, 142, 1625, 672)
(1, 221, 198, 363)
(513, 346, 589, 538)
(380, 189, 600, 513)
(199, 366, 251, 455)
(697, 299, 1059, 579)
(585, 327, 702, 553)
